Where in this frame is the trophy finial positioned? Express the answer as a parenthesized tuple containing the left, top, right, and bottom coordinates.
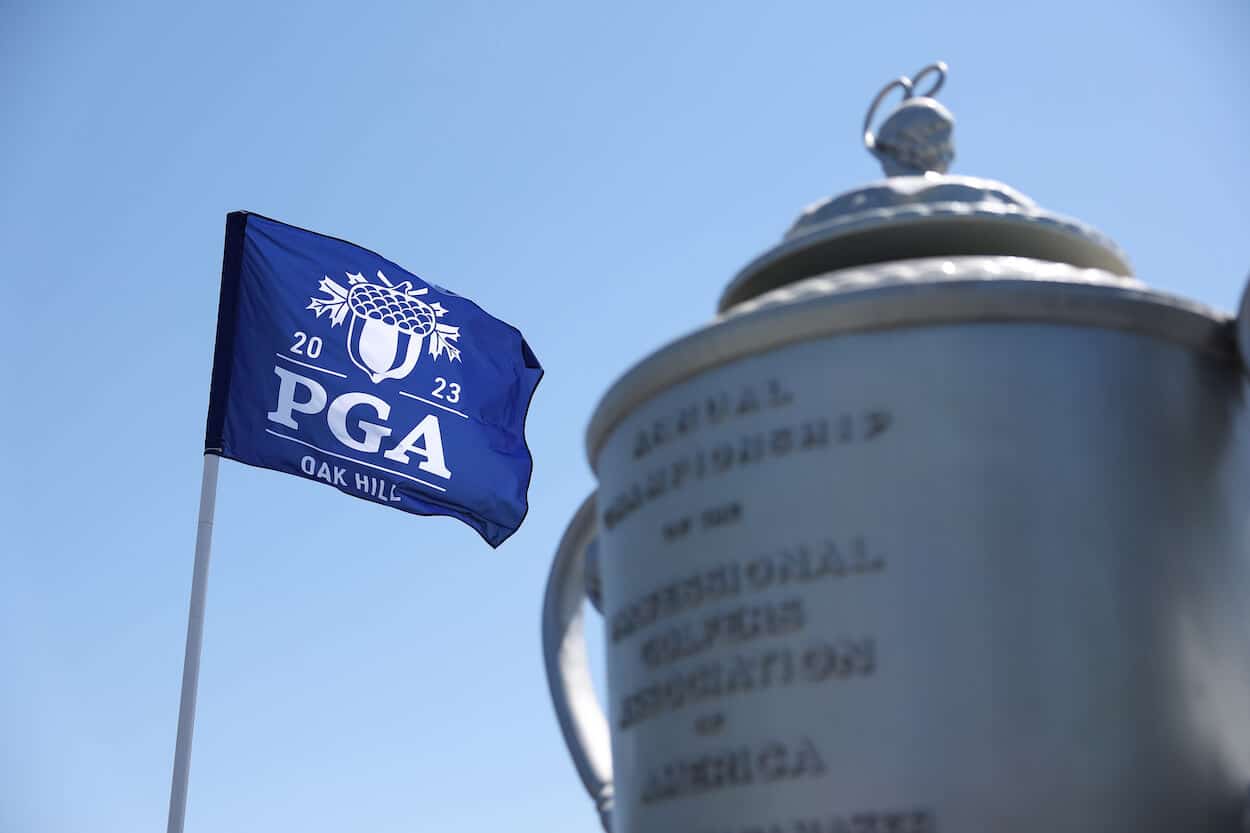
(863, 62, 954, 177)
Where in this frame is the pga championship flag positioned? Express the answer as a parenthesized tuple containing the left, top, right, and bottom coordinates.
(205, 212, 543, 547)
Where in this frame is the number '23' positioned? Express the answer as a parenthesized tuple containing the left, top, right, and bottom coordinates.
(432, 377, 461, 404)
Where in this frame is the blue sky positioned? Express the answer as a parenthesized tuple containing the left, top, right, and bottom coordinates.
(3, 2, 1248, 832)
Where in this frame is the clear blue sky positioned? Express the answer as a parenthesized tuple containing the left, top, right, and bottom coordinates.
(3, 2, 1248, 831)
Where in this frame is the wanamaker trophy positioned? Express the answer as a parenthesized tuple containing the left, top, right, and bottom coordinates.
(542, 63, 1250, 833)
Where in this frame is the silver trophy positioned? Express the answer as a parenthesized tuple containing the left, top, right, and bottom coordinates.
(543, 63, 1250, 833)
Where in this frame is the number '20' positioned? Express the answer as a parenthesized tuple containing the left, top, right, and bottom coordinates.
(290, 331, 323, 358)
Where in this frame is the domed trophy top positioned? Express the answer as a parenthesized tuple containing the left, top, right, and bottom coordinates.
(587, 63, 1234, 467)
(717, 62, 1135, 313)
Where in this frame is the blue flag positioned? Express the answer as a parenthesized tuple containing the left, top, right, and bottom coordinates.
(205, 212, 542, 547)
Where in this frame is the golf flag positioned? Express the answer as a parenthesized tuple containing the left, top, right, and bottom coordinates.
(205, 212, 543, 547)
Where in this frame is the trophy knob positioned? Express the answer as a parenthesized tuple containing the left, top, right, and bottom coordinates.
(863, 61, 954, 176)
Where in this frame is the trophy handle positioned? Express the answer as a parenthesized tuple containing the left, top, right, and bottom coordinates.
(1237, 275, 1250, 375)
(542, 493, 614, 832)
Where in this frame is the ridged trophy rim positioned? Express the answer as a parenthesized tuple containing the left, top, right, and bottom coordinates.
(716, 176, 1135, 313)
(585, 256, 1235, 470)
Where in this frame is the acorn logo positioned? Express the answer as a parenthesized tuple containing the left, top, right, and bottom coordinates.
(308, 270, 462, 383)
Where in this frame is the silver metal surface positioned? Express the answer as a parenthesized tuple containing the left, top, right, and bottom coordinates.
(718, 185, 1135, 311)
(560, 322, 1250, 833)
(721, 65, 1132, 312)
(543, 494, 614, 832)
(545, 63, 1250, 833)
(718, 175, 1134, 312)
(592, 256, 1234, 469)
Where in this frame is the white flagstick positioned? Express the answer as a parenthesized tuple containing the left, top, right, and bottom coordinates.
(166, 454, 220, 833)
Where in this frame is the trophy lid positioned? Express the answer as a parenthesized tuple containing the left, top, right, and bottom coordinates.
(717, 62, 1133, 312)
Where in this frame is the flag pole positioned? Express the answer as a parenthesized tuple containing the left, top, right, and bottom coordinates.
(166, 453, 220, 833)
